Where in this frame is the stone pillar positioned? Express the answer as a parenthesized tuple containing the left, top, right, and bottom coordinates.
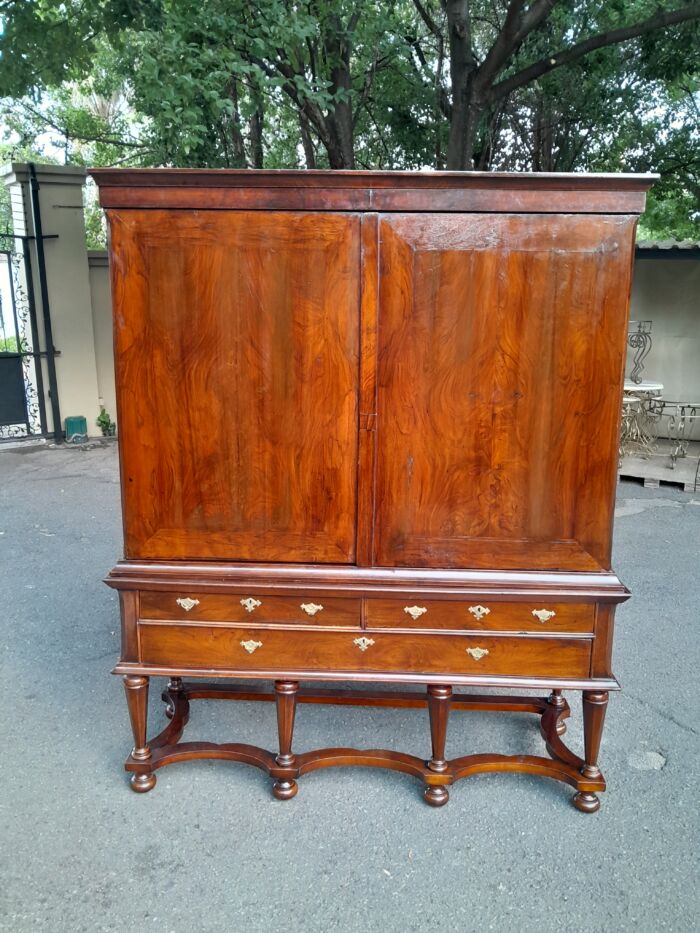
(1, 163, 101, 437)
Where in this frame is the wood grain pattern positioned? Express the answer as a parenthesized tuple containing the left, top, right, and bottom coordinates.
(373, 213, 636, 571)
(123, 683, 606, 807)
(365, 599, 594, 633)
(139, 591, 361, 627)
(92, 168, 657, 188)
(137, 622, 591, 678)
(355, 213, 379, 565)
(95, 185, 651, 214)
(109, 209, 360, 563)
(424, 684, 452, 805)
(92, 168, 656, 215)
(119, 590, 139, 662)
(107, 560, 630, 602)
(590, 603, 616, 678)
(91, 169, 645, 808)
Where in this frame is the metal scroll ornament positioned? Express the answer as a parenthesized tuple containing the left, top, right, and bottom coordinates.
(240, 639, 263, 654)
(300, 602, 324, 616)
(627, 320, 652, 385)
(466, 646, 489, 661)
(532, 608, 556, 623)
(353, 636, 375, 652)
(176, 597, 200, 612)
(404, 606, 427, 620)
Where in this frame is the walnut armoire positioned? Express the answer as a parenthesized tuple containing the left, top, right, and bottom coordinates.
(92, 169, 654, 811)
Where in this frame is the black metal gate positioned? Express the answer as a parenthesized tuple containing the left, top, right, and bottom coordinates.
(0, 231, 48, 438)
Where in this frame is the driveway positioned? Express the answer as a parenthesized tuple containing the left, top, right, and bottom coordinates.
(1, 443, 698, 933)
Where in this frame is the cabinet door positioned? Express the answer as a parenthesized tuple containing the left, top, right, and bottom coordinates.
(110, 210, 360, 563)
(373, 213, 636, 571)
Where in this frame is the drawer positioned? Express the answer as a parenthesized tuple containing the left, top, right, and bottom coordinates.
(365, 600, 594, 633)
(138, 623, 591, 679)
(139, 592, 361, 627)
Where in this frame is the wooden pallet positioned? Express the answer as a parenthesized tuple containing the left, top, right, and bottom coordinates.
(619, 440, 700, 492)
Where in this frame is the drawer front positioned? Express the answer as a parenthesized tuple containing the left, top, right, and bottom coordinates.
(139, 592, 361, 627)
(138, 623, 591, 678)
(366, 600, 594, 633)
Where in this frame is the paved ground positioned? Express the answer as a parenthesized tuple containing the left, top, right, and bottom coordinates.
(1, 442, 698, 933)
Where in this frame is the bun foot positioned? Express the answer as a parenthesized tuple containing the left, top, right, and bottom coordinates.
(423, 785, 449, 807)
(272, 780, 298, 800)
(573, 791, 600, 813)
(130, 772, 157, 793)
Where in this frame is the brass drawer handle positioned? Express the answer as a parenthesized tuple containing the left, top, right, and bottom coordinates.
(404, 605, 427, 620)
(468, 605, 490, 620)
(176, 597, 200, 612)
(301, 602, 324, 616)
(240, 597, 262, 613)
(532, 608, 556, 623)
(466, 646, 489, 661)
(354, 636, 375, 652)
(240, 639, 263, 654)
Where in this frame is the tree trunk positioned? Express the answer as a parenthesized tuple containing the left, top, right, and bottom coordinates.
(299, 113, 317, 169)
(228, 78, 247, 169)
(249, 90, 264, 168)
(444, 1, 479, 170)
(322, 13, 356, 169)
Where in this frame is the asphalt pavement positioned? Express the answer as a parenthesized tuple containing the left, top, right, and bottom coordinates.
(1, 442, 698, 933)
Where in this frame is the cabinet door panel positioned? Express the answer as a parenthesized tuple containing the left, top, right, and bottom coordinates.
(374, 213, 636, 571)
(110, 210, 360, 563)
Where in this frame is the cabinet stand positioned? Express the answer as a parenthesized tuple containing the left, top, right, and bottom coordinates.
(122, 678, 607, 811)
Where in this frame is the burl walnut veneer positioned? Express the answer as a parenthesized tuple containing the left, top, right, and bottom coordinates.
(92, 168, 655, 811)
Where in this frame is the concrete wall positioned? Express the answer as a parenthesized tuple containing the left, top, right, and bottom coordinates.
(1, 163, 102, 437)
(629, 256, 700, 439)
(88, 251, 117, 428)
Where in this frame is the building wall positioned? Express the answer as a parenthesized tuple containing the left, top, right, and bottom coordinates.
(88, 251, 117, 428)
(1, 163, 102, 437)
(629, 257, 700, 439)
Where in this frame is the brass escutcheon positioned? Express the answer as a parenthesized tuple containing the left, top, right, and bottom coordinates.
(466, 646, 489, 661)
(240, 597, 262, 613)
(404, 605, 427, 620)
(240, 639, 263, 654)
(532, 608, 556, 623)
(176, 597, 200, 612)
(353, 636, 375, 652)
(300, 602, 324, 616)
(468, 605, 490, 620)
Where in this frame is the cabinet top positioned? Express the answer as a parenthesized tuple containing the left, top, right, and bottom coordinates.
(91, 168, 656, 214)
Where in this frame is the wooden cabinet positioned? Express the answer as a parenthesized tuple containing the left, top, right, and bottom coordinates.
(374, 212, 635, 571)
(110, 210, 361, 563)
(94, 169, 654, 810)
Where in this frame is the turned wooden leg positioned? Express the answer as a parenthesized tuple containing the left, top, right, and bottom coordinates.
(123, 675, 156, 793)
(272, 680, 299, 800)
(548, 689, 567, 735)
(424, 684, 452, 807)
(573, 690, 608, 813)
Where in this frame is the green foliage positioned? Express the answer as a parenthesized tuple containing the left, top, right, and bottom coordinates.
(0, 1, 697, 236)
(84, 194, 108, 248)
(96, 405, 116, 436)
(0, 335, 19, 352)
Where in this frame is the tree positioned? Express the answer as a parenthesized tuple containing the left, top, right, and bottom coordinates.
(119, 1, 406, 169)
(408, 1, 700, 169)
(1, 1, 698, 234)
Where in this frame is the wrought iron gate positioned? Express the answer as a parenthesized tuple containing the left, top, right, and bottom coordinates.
(0, 231, 47, 438)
